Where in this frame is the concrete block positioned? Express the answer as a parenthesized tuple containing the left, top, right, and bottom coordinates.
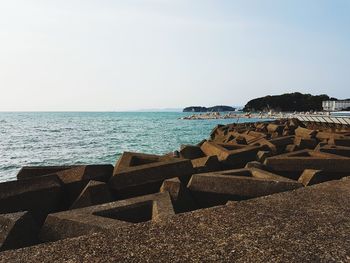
(245, 130, 267, 140)
(298, 169, 344, 186)
(17, 165, 113, 183)
(109, 154, 194, 199)
(51, 165, 113, 208)
(282, 129, 292, 136)
(191, 155, 221, 173)
(316, 131, 345, 141)
(0, 212, 39, 251)
(17, 166, 77, 180)
(209, 124, 225, 140)
(54, 165, 113, 185)
(234, 135, 248, 145)
(224, 131, 264, 145)
(269, 135, 295, 147)
(248, 168, 295, 181)
(270, 132, 281, 138)
(255, 122, 268, 132)
(264, 150, 350, 172)
(200, 141, 262, 168)
(328, 138, 350, 147)
(317, 144, 350, 157)
(245, 161, 267, 170)
(294, 137, 318, 149)
(219, 167, 294, 182)
(256, 151, 272, 163)
(267, 124, 284, 134)
(285, 144, 299, 152)
(294, 127, 317, 139)
(187, 172, 302, 208)
(40, 192, 175, 242)
(196, 139, 207, 147)
(114, 152, 175, 174)
(0, 176, 62, 216)
(314, 142, 328, 151)
(252, 138, 277, 153)
(160, 178, 198, 213)
(179, 145, 205, 159)
(70, 181, 113, 209)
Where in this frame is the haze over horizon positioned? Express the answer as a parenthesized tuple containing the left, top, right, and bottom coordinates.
(0, 0, 349, 111)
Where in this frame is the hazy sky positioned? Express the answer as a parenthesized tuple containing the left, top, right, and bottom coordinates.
(0, 0, 349, 111)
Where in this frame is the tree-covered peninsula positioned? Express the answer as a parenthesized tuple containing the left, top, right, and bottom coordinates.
(243, 92, 337, 112)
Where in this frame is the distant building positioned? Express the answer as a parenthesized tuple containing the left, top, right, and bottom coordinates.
(322, 100, 350, 111)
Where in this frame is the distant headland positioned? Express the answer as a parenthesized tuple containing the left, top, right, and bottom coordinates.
(183, 105, 236, 112)
(243, 92, 338, 112)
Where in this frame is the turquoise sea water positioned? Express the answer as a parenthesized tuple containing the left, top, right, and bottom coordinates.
(0, 112, 262, 182)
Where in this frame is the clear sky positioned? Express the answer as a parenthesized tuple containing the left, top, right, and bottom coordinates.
(0, 0, 349, 111)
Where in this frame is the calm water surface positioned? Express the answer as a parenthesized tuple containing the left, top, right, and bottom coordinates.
(0, 112, 262, 182)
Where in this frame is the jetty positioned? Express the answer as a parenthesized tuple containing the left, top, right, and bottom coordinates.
(1, 118, 350, 261)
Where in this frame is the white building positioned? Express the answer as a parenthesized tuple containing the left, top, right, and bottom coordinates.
(322, 100, 350, 111)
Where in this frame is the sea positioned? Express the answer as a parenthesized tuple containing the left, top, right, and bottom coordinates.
(0, 112, 262, 182)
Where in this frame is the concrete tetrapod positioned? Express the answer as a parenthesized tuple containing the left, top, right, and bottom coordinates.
(40, 192, 175, 242)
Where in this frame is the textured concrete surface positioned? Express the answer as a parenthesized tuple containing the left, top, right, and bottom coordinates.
(40, 192, 174, 242)
(1, 177, 350, 262)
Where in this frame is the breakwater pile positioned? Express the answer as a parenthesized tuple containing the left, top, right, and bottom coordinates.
(1, 118, 350, 261)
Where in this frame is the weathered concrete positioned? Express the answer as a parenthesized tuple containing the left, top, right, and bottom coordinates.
(285, 144, 299, 152)
(16, 166, 77, 180)
(0, 212, 39, 251)
(297, 169, 345, 186)
(329, 138, 350, 147)
(252, 138, 277, 153)
(45, 165, 114, 208)
(269, 135, 295, 147)
(2, 178, 350, 262)
(256, 150, 272, 163)
(70, 180, 113, 209)
(187, 172, 302, 207)
(200, 141, 262, 168)
(293, 137, 318, 149)
(264, 150, 350, 172)
(316, 131, 345, 141)
(114, 152, 174, 174)
(267, 123, 284, 134)
(179, 145, 205, 159)
(245, 161, 267, 170)
(110, 155, 194, 199)
(191, 155, 221, 173)
(216, 167, 296, 182)
(40, 192, 175, 242)
(0, 176, 62, 215)
(52, 165, 113, 185)
(318, 144, 350, 157)
(294, 127, 317, 139)
(160, 178, 198, 213)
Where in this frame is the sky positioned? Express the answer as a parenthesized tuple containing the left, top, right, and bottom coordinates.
(0, 0, 349, 111)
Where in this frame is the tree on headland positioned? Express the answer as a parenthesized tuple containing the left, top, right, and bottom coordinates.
(243, 92, 337, 112)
